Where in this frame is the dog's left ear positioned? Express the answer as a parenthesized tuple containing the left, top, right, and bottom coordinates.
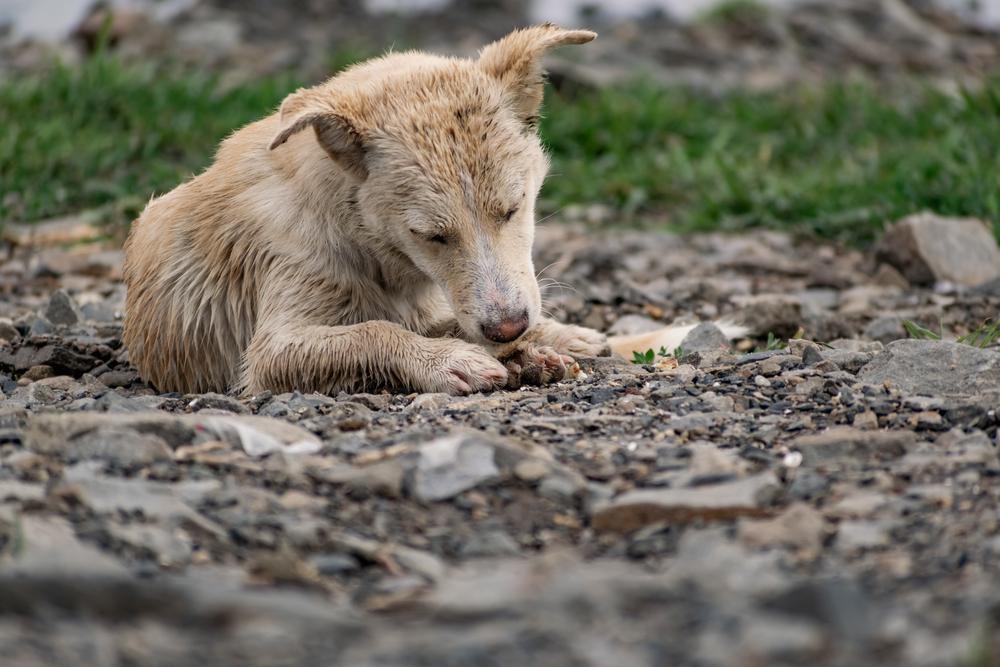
(269, 90, 369, 180)
(479, 24, 596, 128)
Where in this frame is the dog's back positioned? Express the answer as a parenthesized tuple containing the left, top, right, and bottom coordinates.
(123, 115, 280, 392)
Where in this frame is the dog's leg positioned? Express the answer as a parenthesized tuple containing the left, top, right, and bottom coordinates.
(240, 320, 508, 395)
(516, 318, 610, 358)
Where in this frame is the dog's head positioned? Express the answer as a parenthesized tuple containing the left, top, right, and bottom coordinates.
(269, 25, 595, 345)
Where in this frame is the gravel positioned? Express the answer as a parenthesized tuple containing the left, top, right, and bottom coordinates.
(1, 221, 999, 666)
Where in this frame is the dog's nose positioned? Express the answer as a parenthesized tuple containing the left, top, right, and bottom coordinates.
(481, 310, 529, 343)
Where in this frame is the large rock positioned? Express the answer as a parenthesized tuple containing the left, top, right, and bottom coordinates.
(24, 412, 321, 457)
(791, 426, 914, 466)
(875, 213, 1000, 286)
(859, 340, 1000, 397)
(591, 472, 779, 533)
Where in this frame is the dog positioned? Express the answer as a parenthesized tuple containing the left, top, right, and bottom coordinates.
(123, 24, 744, 396)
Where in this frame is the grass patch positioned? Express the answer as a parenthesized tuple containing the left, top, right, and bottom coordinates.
(542, 79, 1000, 244)
(2, 53, 999, 243)
(0, 54, 302, 224)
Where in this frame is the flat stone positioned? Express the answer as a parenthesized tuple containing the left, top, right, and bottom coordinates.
(0, 480, 46, 502)
(411, 434, 500, 502)
(60, 462, 222, 531)
(859, 340, 1000, 397)
(738, 503, 825, 555)
(24, 412, 320, 457)
(791, 426, 914, 466)
(105, 523, 193, 567)
(28, 426, 171, 467)
(591, 472, 779, 533)
(1, 515, 126, 576)
(309, 459, 405, 498)
(875, 213, 1000, 286)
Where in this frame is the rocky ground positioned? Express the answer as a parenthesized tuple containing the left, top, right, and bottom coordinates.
(0, 213, 999, 665)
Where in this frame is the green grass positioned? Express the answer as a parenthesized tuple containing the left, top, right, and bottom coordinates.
(0, 55, 302, 224)
(2, 53, 999, 244)
(541, 79, 1000, 243)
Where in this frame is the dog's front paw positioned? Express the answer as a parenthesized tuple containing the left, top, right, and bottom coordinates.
(500, 344, 574, 389)
(531, 321, 609, 358)
(420, 340, 509, 395)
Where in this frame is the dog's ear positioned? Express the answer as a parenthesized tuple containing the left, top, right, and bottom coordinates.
(269, 93, 368, 180)
(479, 24, 596, 128)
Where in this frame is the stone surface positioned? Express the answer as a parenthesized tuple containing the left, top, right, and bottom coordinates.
(679, 321, 730, 353)
(791, 426, 914, 466)
(43, 289, 82, 326)
(859, 340, 1000, 397)
(411, 433, 501, 502)
(875, 213, 1000, 287)
(0, 224, 998, 666)
(591, 473, 779, 533)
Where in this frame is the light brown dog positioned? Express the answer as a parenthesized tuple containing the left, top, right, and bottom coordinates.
(123, 25, 741, 396)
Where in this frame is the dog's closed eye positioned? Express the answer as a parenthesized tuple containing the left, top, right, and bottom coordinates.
(411, 229, 449, 245)
(500, 205, 519, 224)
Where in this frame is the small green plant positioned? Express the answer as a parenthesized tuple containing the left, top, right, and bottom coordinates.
(753, 332, 786, 353)
(631, 346, 686, 365)
(957, 319, 1000, 348)
(902, 320, 942, 341)
(632, 349, 656, 365)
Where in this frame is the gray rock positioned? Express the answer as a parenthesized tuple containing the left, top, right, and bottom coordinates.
(25, 412, 320, 457)
(187, 392, 248, 414)
(28, 317, 54, 336)
(29, 425, 171, 467)
(791, 426, 914, 466)
(591, 472, 779, 533)
(97, 370, 139, 388)
(859, 340, 1000, 397)
(864, 315, 907, 343)
(1, 515, 127, 576)
(835, 520, 890, 552)
(0, 480, 46, 502)
(44, 289, 82, 326)
(406, 393, 451, 412)
(411, 433, 500, 502)
(762, 578, 878, 646)
(105, 523, 193, 567)
(0, 318, 20, 342)
(738, 503, 825, 555)
(679, 322, 730, 354)
(875, 213, 1000, 286)
(79, 300, 119, 322)
(309, 459, 405, 498)
(458, 529, 521, 558)
(61, 462, 223, 533)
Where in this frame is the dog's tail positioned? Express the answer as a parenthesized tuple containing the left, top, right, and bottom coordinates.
(608, 321, 750, 358)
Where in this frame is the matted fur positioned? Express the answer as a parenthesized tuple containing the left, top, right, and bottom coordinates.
(123, 25, 738, 396)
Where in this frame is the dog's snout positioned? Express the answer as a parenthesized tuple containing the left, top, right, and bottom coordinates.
(481, 310, 529, 343)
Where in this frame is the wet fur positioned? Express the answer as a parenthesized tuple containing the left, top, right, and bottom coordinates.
(123, 25, 739, 396)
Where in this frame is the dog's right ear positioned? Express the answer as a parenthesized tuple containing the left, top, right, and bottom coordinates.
(269, 94, 368, 180)
(479, 24, 596, 128)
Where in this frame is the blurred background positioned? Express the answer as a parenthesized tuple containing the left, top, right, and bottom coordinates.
(1, 0, 999, 244)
